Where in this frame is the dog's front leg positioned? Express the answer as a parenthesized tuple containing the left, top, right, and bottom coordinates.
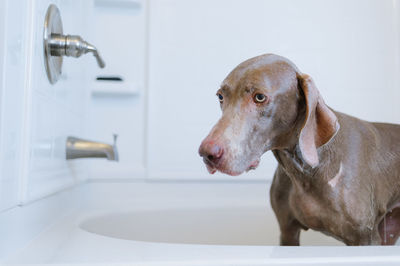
(270, 168, 302, 246)
(279, 220, 302, 245)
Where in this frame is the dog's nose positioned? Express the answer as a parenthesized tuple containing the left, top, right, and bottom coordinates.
(199, 141, 224, 165)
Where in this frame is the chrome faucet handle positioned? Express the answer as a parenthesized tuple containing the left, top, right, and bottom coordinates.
(43, 4, 105, 84)
(66, 35, 105, 68)
(49, 34, 105, 68)
(88, 45, 106, 68)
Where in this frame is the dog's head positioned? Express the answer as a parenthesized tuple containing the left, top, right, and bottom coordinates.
(198, 54, 339, 176)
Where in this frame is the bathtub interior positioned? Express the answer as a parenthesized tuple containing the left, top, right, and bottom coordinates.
(80, 206, 343, 246)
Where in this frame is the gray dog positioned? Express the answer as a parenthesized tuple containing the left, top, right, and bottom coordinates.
(199, 54, 400, 245)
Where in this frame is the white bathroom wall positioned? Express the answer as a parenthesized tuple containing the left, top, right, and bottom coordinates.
(85, 0, 147, 180)
(146, 0, 400, 181)
(0, 1, 5, 210)
(20, 0, 93, 203)
(0, 0, 96, 208)
(0, 0, 29, 212)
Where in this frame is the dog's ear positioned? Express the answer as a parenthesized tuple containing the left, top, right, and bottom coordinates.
(297, 74, 340, 168)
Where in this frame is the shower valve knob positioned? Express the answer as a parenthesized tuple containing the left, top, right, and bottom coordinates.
(49, 34, 105, 68)
(43, 4, 105, 84)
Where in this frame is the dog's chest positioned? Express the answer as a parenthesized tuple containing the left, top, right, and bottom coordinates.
(289, 189, 328, 230)
(288, 184, 349, 238)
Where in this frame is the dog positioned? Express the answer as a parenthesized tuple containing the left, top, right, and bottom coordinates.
(198, 54, 400, 245)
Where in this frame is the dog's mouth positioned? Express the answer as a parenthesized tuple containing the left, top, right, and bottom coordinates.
(203, 158, 260, 176)
(204, 160, 217, 174)
(246, 160, 260, 172)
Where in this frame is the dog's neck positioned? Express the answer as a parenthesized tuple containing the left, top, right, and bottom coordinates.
(272, 144, 319, 178)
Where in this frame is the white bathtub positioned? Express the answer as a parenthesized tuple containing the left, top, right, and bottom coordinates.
(3, 181, 400, 265)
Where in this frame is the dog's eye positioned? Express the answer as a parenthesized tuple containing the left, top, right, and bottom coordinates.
(217, 93, 223, 103)
(254, 93, 267, 103)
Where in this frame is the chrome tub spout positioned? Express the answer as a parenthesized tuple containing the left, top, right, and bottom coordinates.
(66, 134, 118, 161)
